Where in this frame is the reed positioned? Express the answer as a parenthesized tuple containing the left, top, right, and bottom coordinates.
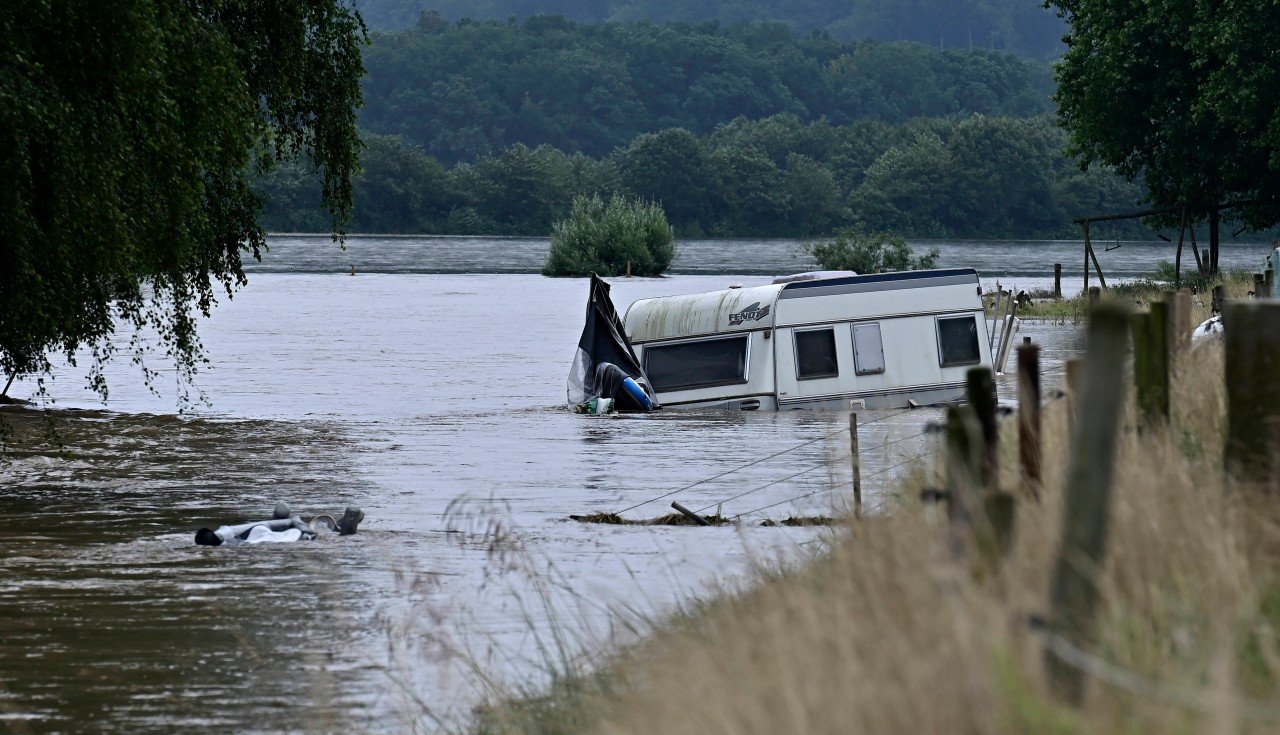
(462, 276, 1280, 735)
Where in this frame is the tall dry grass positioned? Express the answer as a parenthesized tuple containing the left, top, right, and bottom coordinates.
(474, 278, 1280, 735)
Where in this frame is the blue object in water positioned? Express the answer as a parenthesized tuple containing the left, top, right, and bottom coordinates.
(621, 377, 655, 411)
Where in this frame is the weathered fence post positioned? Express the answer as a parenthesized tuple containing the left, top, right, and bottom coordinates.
(1265, 268, 1275, 300)
(1065, 358, 1085, 435)
(962, 367, 1015, 565)
(967, 367, 999, 488)
(1018, 342, 1042, 501)
(1212, 285, 1227, 315)
(1175, 289, 1192, 355)
(849, 412, 862, 518)
(1223, 301, 1280, 493)
(1054, 263, 1063, 299)
(1045, 303, 1131, 705)
(945, 405, 982, 560)
(671, 501, 711, 526)
(1254, 273, 1266, 298)
(1161, 291, 1179, 359)
(1083, 222, 1090, 293)
(1088, 286, 1101, 306)
(1131, 301, 1170, 425)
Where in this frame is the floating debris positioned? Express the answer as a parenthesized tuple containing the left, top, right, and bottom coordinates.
(569, 513, 836, 527)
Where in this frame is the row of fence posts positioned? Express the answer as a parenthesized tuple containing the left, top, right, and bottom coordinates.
(843, 282, 1280, 705)
(1049, 257, 1278, 302)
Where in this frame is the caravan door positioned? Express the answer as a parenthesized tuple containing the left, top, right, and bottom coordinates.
(773, 324, 858, 409)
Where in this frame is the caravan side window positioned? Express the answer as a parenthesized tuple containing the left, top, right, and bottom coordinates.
(795, 328, 838, 380)
(644, 335, 749, 391)
(852, 323, 885, 375)
(937, 315, 982, 367)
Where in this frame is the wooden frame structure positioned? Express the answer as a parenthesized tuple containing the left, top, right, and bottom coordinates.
(1073, 204, 1232, 289)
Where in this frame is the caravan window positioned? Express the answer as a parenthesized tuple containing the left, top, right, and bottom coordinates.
(852, 323, 886, 375)
(937, 315, 982, 367)
(644, 335, 749, 391)
(795, 328, 839, 379)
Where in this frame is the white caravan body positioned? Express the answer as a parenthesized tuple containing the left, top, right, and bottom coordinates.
(622, 269, 992, 410)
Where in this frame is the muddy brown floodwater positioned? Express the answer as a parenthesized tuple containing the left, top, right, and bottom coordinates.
(3, 235, 1266, 733)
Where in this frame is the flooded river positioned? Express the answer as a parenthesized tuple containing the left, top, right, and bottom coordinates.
(0, 237, 1270, 733)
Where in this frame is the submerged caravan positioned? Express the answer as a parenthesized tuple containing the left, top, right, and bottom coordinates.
(568, 269, 994, 412)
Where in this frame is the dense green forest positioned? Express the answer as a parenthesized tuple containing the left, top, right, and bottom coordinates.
(260, 113, 1145, 239)
(353, 0, 1067, 61)
(361, 17, 1054, 164)
(261, 17, 1149, 240)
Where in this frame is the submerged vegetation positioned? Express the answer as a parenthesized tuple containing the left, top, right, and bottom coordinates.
(462, 278, 1280, 735)
(542, 195, 676, 277)
(806, 228, 940, 273)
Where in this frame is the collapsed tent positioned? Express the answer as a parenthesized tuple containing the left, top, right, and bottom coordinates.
(566, 273, 657, 412)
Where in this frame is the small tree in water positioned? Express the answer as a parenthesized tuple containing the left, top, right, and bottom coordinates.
(805, 227, 940, 274)
(543, 195, 676, 277)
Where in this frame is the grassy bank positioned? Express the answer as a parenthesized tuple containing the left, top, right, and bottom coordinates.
(465, 275, 1280, 735)
(995, 271, 1250, 323)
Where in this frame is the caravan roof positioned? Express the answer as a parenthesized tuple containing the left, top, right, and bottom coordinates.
(624, 283, 782, 343)
(624, 269, 981, 344)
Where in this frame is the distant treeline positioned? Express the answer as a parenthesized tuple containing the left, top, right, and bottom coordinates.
(354, 0, 1066, 61)
(360, 17, 1055, 165)
(259, 114, 1147, 239)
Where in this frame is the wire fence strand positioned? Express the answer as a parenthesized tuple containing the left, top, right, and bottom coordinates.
(613, 407, 916, 515)
(693, 424, 932, 516)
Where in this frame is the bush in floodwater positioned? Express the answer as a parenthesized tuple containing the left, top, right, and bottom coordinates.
(805, 227, 939, 274)
(543, 195, 676, 277)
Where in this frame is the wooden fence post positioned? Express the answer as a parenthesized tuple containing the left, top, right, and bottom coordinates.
(1161, 291, 1179, 359)
(967, 366, 999, 489)
(963, 367, 1016, 564)
(1054, 263, 1063, 299)
(850, 412, 863, 517)
(1212, 285, 1226, 315)
(1223, 302, 1280, 493)
(1254, 273, 1266, 298)
(945, 405, 983, 560)
(1065, 358, 1085, 435)
(671, 501, 711, 526)
(1131, 301, 1170, 425)
(1265, 268, 1275, 300)
(1083, 222, 1090, 293)
(1018, 342, 1042, 501)
(1088, 286, 1101, 306)
(1046, 303, 1131, 705)
(1175, 289, 1192, 355)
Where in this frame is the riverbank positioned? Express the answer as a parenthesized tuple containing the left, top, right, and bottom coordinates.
(995, 275, 1232, 323)
(464, 275, 1280, 735)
